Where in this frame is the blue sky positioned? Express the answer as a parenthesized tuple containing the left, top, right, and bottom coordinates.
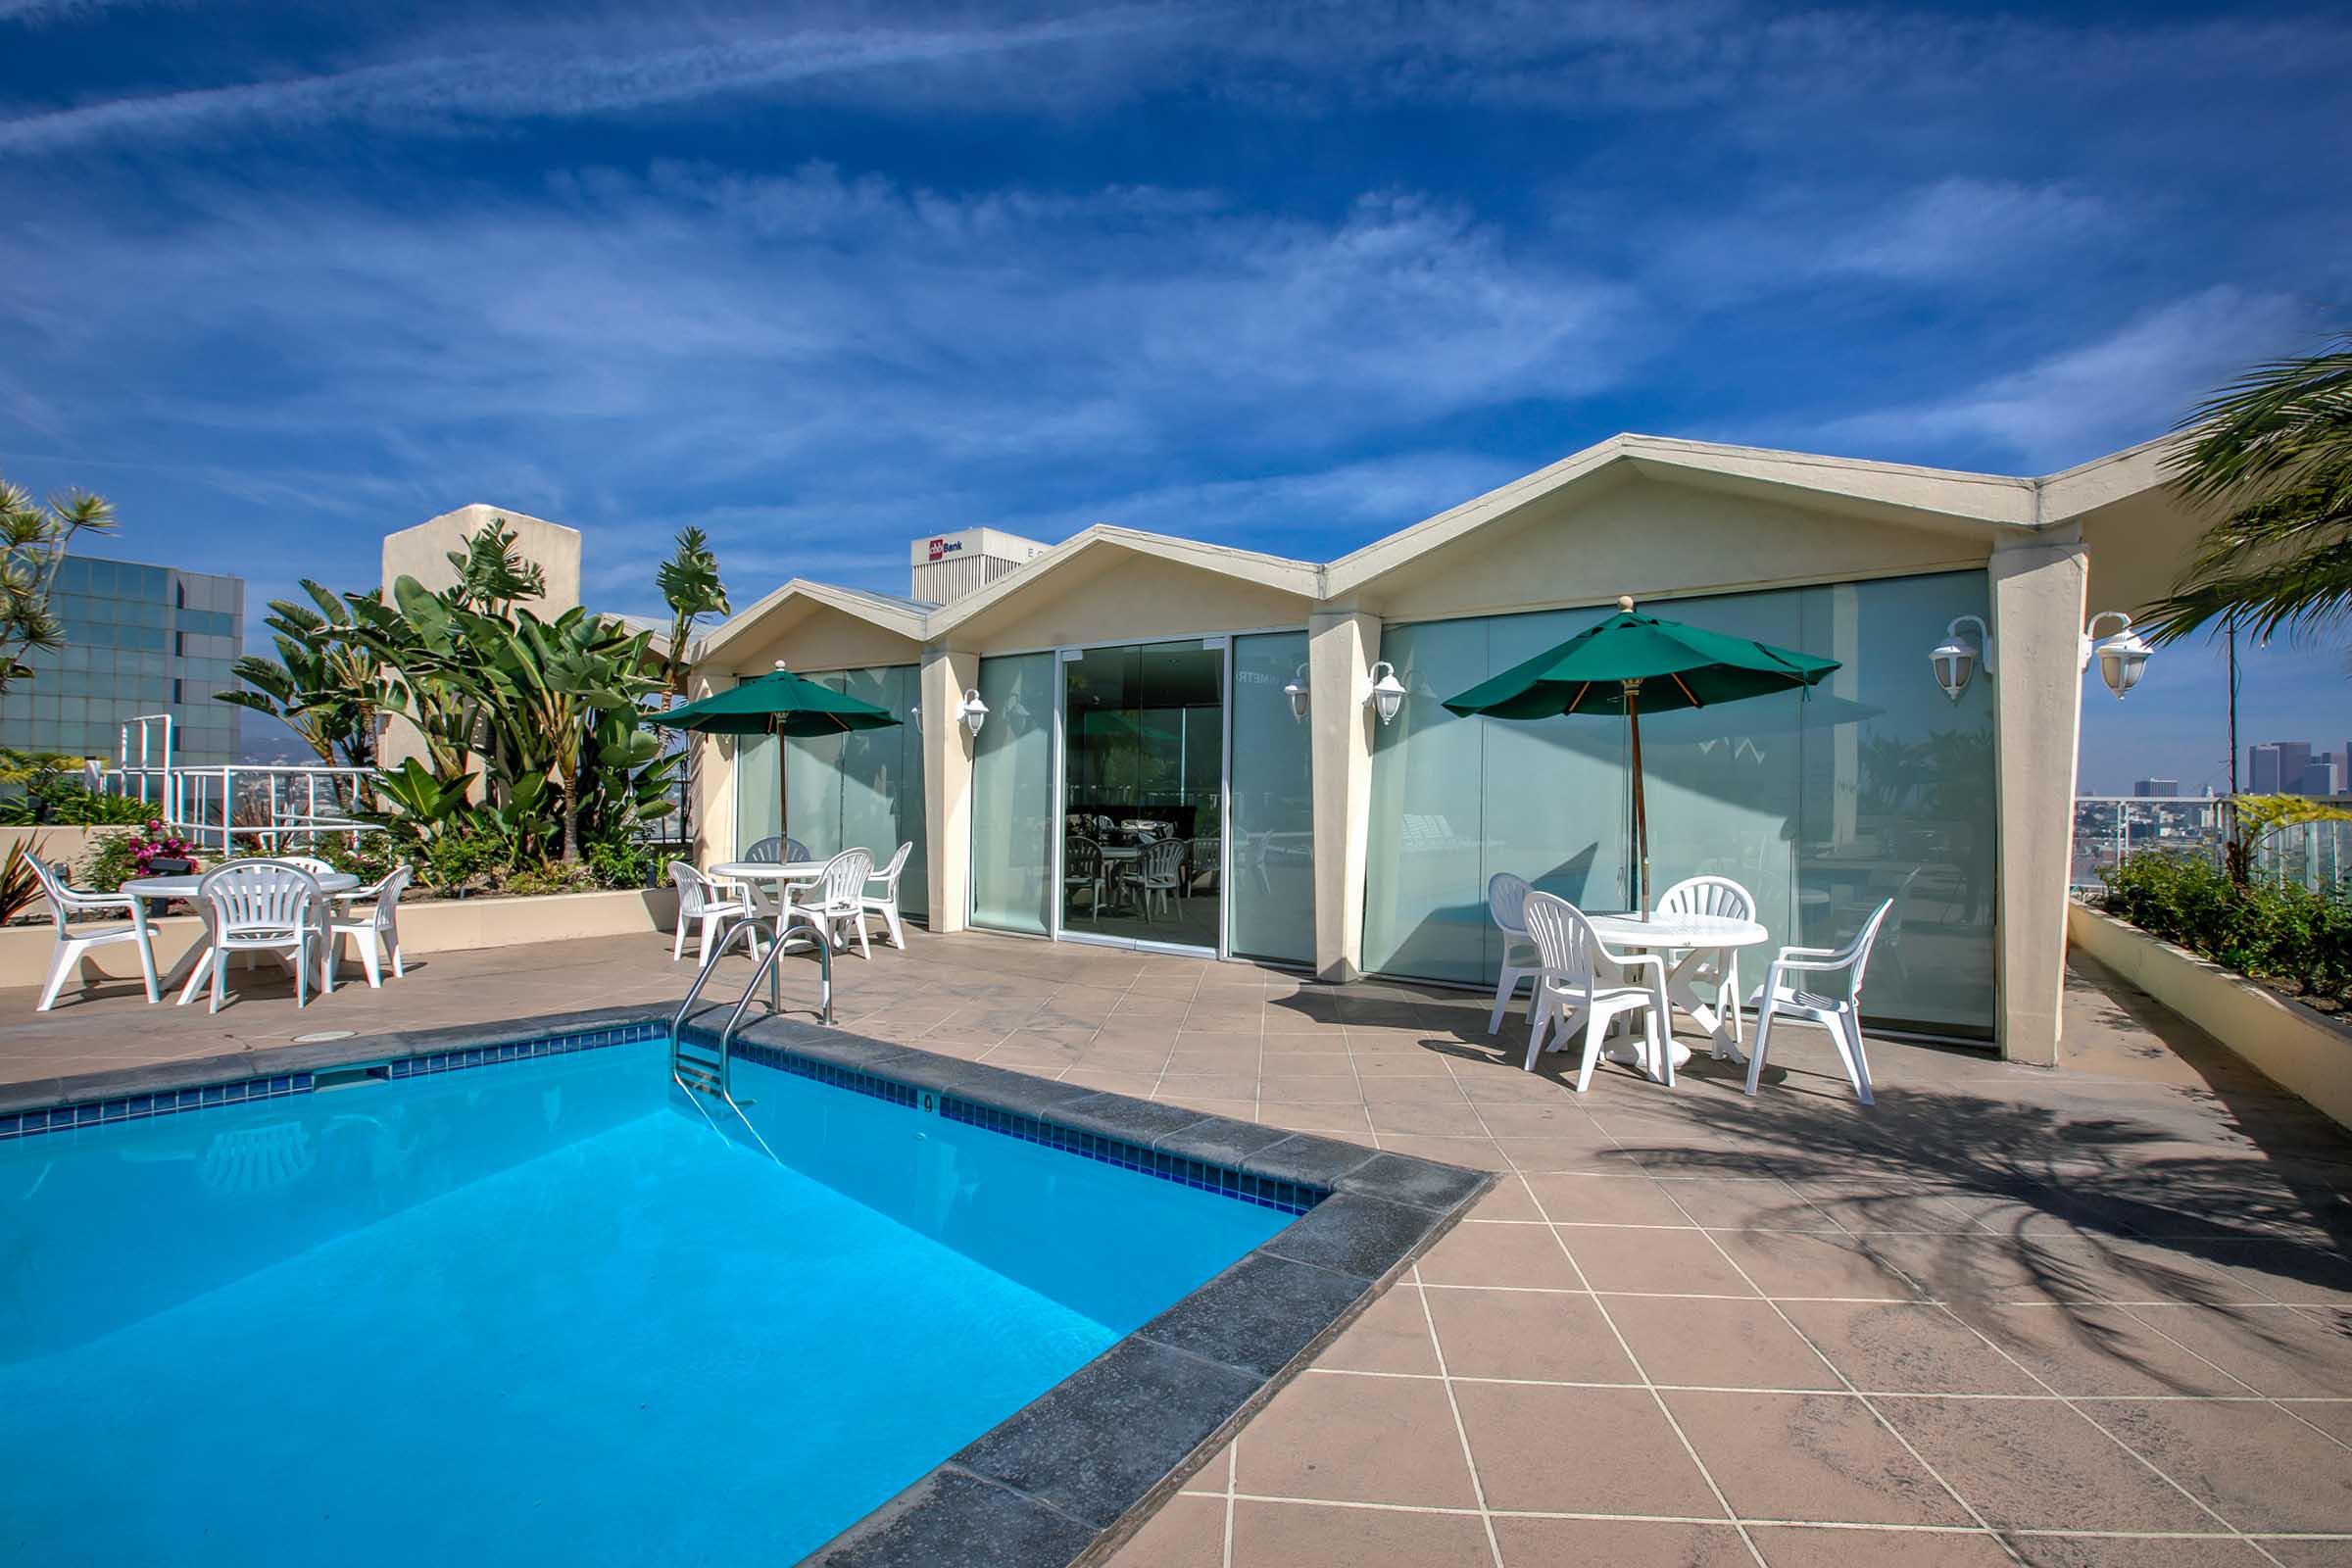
(0, 0, 2344, 789)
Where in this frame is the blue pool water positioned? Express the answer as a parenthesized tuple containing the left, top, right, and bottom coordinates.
(0, 1040, 1290, 1565)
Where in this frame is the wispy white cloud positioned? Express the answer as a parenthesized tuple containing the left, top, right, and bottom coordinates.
(0, 157, 1637, 610)
(0, 7, 1187, 154)
(1811, 286, 2315, 470)
(1648, 177, 2117, 304)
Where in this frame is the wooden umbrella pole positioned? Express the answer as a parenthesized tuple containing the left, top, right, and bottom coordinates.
(1626, 679, 1650, 917)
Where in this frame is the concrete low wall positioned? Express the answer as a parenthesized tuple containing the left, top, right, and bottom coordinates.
(2069, 902, 2352, 1132)
(1, 825, 118, 878)
(0, 885, 681, 993)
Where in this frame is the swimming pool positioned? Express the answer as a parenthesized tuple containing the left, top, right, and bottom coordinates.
(0, 1030, 1326, 1565)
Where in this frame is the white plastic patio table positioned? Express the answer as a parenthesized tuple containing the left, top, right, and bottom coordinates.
(1584, 910, 1771, 1071)
(122, 870, 361, 997)
(708, 860, 827, 887)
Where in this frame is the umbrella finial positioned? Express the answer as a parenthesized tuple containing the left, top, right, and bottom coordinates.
(773, 660, 788, 670)
(1617, 595, 1635, 612)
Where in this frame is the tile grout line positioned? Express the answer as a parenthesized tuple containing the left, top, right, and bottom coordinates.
(1294, 1365, 2352, 1402)
(2113, 1300, 2352, 1461)
(1221, 1428, 1238, 1568)
(1440, 1039, 1773, 1568)
(1918, 1278, 2289, 1562)
(1408, 1272, 1507, 1568)
(1631, 1146, 2028, 1563)
(1177, 1489, 2352, 1543)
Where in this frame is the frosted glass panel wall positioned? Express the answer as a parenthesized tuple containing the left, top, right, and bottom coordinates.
(732, 730, 780, 856)
(1362, 571, 1997, 1037)
(969, 652, 1055, 935)
(775, 664, 927, 920)
(1229, 631, 1315, 965)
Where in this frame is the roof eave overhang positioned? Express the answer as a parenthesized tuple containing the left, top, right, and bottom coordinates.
(924, 524, 1323, 640)
(696, 578, 929, 663)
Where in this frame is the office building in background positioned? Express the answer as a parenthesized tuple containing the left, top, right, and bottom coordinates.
(2247, 741, 2349, 798)
(2132, 778, 2180, 798)
(0, 554, 245, 766)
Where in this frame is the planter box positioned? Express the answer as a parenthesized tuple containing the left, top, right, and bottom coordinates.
(0, 884, 682, 994)
(2068, 902, 2352, 1133)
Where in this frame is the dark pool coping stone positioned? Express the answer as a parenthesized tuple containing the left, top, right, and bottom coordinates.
(709, 1014, 1491, 1568)
(4, 1000, 1488, 1568)
(0, 1001, 676, 1118)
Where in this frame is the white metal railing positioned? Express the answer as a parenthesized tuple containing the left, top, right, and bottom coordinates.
(113, 713, 380, 854)
(2073, 794, 2352, 895)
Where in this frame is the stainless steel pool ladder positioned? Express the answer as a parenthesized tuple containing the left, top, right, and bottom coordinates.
(668, 909, 835, 1105)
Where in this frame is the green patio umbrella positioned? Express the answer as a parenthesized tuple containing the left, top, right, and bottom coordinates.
(1442, 596, 1839, 914)
(655, 662, 900, 852)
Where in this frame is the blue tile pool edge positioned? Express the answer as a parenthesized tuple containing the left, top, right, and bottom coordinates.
(0, 1009, 668, 1141)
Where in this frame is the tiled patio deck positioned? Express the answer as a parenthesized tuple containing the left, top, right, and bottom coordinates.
(6, 927, 2349, 1565)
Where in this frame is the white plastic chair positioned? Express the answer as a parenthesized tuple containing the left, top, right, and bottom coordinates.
(861, 842, 913, 950)
(328, 863, 411, 987)
(278, 856, 337, 877)
(1132, 838, 1185, 921)
(182, 860, 326, 1014)
(743, 836, 785, 863)
(1064, 836, 1107, 914)
(785, 836, 811, 863)
(1744, 899, 1893, 1105)
(669, 861, 755, 966)
(1485, 871, 1538, 1034)
(1654, 873, 1758, 1050)
(800, 848, 875, 957)
(1522, 891, 1672, 1090)
(27, 857, 159, 1011)
(1188, 837, 1219, 894)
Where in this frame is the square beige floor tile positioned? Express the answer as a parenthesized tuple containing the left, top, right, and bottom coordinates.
(1557, 1226, 1760, 1298)
(1229, 1499, 1492, 1568)
(2080, 1397, 2352, 1534)
(1415, 1221, 1586, 1291)
(1707, 1229, 1922, 1299)
(1310, 1288, 1443, 1376)
(1102, 1493, 1225, 1567)
(1522, 1173, 1693, 1227)
(1950, 1302, 2255, 1396)
(1451, 1381, 1724, 1516)
(1774, 1301, 2047, 1395)
(1876, 1396, 2221, 1533)
(1664, 1390, 1975, 1526)
(1493, 1516, 1750, 1566)
(1234, 1374, 1479, 1508)
(2002, 1534, 2273, 1566)
(1607, 1295, 1845, 1392)
(2120, 1304, 2352, 1397)
(1748, 1524, 2017, 1566)
(1424, 1284, 1640, 1384)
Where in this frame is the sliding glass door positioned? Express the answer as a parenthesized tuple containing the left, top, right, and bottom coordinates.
(1059, 639, 1224, 953)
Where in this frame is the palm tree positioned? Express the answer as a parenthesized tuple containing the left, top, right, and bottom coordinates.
(655, 526, 728, 849)
(656, 526, 729, 697)
(2144, 331, 2352, 644)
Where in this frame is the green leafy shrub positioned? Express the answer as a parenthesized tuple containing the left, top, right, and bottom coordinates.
(2099, 853, 2352, 1004)
(82, 831, 141, 893)
(582, 830, 658, 891)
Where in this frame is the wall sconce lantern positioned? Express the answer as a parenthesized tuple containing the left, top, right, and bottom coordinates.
(1284, 663, 1310, 724)
(1366, 662, 1406, 726)
(958, 689, 990, 737)
(2083, 611, 2152, 700)
(1929, 615, 1990, 702)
